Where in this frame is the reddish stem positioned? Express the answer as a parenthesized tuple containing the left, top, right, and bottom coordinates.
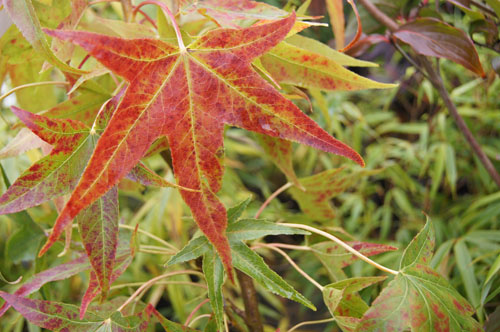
(133, 0, 185, 51)
(135, 8, 158, 29)
(339, 0, 363, 53)
(77, 54, 91, 70)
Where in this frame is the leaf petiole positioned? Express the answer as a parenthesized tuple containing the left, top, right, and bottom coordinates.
(133, 0, 186, 53)
(0, 81, 69, 105)
(117, 270, 204, 312)
(279, 223, 399, 275)
(255, 182, 293, 218)
(253, 243, 323, 291)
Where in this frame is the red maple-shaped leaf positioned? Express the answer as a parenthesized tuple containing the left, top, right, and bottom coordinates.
(41, 13, 363, 275)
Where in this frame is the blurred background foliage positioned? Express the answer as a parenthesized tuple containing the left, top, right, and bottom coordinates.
(0, 0, 499, 331)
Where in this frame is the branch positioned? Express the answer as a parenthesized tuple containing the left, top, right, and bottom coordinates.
(236, 270, 264, 332)
(357, 0, 398, 32)
(358, 0, 500, 188)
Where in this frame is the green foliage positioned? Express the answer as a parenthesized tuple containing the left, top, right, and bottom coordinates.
(1, 0, 499, 331)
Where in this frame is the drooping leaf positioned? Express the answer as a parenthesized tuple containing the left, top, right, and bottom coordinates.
(0, 254, 89, 317)
(77, 186, 119, 299)
(203, 248, 225, 331)
(80, 237, 135, 318)
(0, 128, 51, 160)
(260, 38, 396, 92)
(41, 14, 364, 279)
(311, 241, 397, 282)
(231, 240, 315, 310)
(323, 277, 386, 332)
(3, 0, 86, 74)
(284, 34, 378, 67)
(41, 0, 87, 72)
(357, 220, 482, 332)
(226, 218, 309, 241)
(288, 168, 346, 221)
(289, 168, 382, 221)
(254, 135, 301, 187)
(0, 106, 94, 214)
(393, 18, 485, 77)
(0, 292, 152, 331)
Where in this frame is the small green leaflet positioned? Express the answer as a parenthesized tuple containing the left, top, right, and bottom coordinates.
(168, 199, 314, 321)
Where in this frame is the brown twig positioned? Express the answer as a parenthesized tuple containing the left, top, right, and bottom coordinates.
(358, 0, 500, 188)
(236, 270, 264, 332)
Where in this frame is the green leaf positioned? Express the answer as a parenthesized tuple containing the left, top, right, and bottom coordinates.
(150, 306, 200, 332)
(454, 240, 481, 310)
(168, 209, 308, 266)
(0, 163, 45, 263)
(231, 241, 315, 310)
(203, 316, 218, 332)
(203, 248, 225, 331)
(166, 236, 210, 266)
(400, 217, 434, 269)
(254, 135, 301, 187)
(485, 252, 500, 284)
(4, 0, 86, 74)
(483, 0, 500, 20)
(227, 197, 252, 225)
(445, 144, 457, 194)
(226, 218, 309, 241)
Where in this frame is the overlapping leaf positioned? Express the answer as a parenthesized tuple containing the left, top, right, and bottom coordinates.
(168, 199, 313, 324)
(288, 168, 381, 221)
(323, 277, 387, 332)
(4, 0, 85, 74)
(357, 220, 482, 331)
(40, 13, 365, 278)
(0, 254, 90, 317)
(312, 241, 397, 282)
(0, 292, 152, 331)
(261, 35, 396, 91)
(0, 234, 134, 318)
(0, 106, 94, 214)
(0, 128, 51, 160)
(0, 106, 173, 306)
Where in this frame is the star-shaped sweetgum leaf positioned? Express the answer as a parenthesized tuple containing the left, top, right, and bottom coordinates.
(40, 13, 364, 277)
(0, 105, 175, 301)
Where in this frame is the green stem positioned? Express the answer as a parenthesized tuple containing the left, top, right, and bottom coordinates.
(279, 223, 399, 275)
(0, 81, 68, 105)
